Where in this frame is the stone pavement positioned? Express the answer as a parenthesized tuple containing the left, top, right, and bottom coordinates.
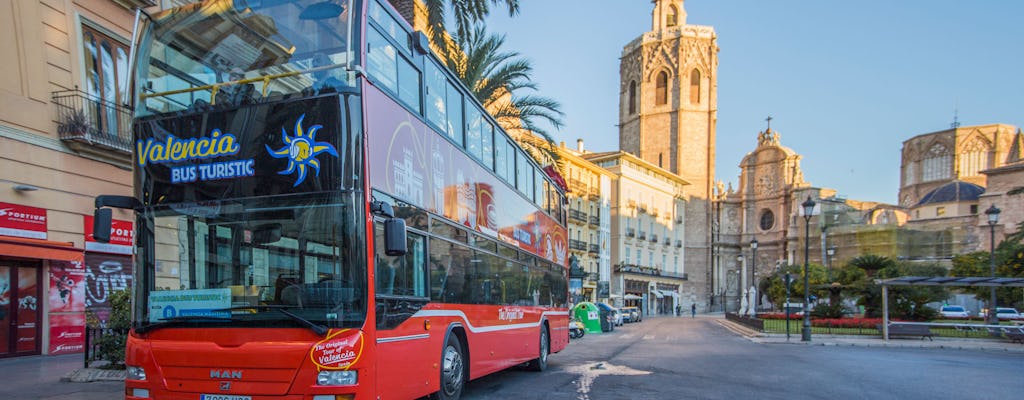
(716, 317, 1024, 352)
(0, 353, 124, 400)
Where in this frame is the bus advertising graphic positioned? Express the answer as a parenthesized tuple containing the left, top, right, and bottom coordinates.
(266, 114, 339, 187)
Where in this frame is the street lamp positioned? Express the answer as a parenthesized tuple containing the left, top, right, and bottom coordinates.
(750, 239, 758, 311)
(801, 196, 816, 342)
(985, 205, 1001, 325)
(826, 246, 836, 283)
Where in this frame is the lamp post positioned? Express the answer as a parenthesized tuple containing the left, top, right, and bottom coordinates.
(784, 272, 792, 341)
(985, 205, 1001, 325)
(801, 196, 815, 342)
(826, 246, 836, 283)
(736, 255, 744, 313)
(750, 239, 758, 311)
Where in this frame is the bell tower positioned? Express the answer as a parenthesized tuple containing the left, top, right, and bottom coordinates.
(619, 0, 718, 306)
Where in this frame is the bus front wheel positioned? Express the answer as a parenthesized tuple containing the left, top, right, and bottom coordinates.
(434, 335, 465, 400)
(526, 325, 549, 372)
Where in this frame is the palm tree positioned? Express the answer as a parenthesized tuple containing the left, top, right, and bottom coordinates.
(421, 0, 519, 55)
(445, 25, 564, 167)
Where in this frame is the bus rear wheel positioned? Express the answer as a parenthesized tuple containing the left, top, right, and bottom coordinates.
(434, 335, 465, 400)
(526, 325, 549, 372)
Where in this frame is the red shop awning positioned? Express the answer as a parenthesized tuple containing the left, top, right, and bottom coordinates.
(0, 236, 84, 262)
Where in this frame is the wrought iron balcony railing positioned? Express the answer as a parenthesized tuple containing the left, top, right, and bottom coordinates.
(569, 239, 588, 251)
(568, 209, 587, 224)
(588, 244, 599, 254)
(625, 228, 636, 238)
(589, 215, 599, 226)
(53, 89, 132, 155)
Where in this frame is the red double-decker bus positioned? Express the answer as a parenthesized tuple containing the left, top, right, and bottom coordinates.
(91, 1, 570, 399)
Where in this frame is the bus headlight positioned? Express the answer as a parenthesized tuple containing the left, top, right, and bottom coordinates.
(126, 365, 147, 381)
(316, 370, 357, 386)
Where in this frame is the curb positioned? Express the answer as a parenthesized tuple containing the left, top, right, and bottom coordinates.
(61, 367, 127, 383)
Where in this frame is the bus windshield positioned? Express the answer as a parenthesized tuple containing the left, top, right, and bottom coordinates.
(135, 0, 356, 116)
(136, 192, 366, 331)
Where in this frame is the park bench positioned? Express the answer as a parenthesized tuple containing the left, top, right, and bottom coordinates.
(877, 323, 934, 341)
(1002, 327, 1024, 344)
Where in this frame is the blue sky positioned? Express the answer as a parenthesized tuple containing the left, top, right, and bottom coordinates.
(481, 1, 1024, 204)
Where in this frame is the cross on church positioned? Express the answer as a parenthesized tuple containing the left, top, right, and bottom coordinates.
(766, 116, 772, 131)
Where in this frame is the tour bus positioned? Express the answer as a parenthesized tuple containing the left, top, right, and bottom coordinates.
(91, 0, 570, 399)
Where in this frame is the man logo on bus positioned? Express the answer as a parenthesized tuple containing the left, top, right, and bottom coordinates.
(266, 114, 338, 187)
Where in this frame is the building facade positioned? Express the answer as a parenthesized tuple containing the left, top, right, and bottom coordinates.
(584, 151, 689, 316)
(557, 141, 612, 304)
(0, 0, 164, 357)
(619, 0, 718, 312)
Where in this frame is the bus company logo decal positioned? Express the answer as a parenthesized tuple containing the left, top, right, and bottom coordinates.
(137, 129, 240, 166)
(310, 329, 364, 370)
(266, 114, 339, 187)
(210, 370, 243, 379)
(498, 307, 525, 321)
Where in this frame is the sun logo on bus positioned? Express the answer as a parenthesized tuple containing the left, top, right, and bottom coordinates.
(266, 114, 338, 187)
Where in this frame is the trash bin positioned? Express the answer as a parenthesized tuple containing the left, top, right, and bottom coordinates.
(572, 302, 603, 334)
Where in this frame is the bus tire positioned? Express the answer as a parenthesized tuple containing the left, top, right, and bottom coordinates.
(526, 324, 549, 372)
(433, 334, 465, 400)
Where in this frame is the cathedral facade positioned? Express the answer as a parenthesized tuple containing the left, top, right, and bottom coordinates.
(619, 0, 719, 310)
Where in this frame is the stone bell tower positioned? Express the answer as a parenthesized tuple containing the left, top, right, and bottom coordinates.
(619, 0, 719, 307)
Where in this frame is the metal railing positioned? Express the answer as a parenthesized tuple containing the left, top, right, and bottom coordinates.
(625, 228, 636, 237)
(589, 215, 600, 226)
(568, 209, 587, 223)
(84, 326, 130, 368)
(588, 244, 599, 254)
(569, 239, 588, 251)
(53, 89, 132, 153)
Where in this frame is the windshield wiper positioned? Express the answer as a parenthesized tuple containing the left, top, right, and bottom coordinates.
(277, 308, 328, 336)
(137, 315, 233, 334)
(214, 305, 328, 336)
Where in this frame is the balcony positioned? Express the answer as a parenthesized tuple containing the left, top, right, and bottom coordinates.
(588, 215, 599, 226)
(637, 203, 648, 213)
(588, 244, 599, 254)
(675, 240, 683, 248)
(569, 239, 588, 252)
(568, 209, 587, 224)
(627, 199, 637, 208)
(583, 272, 600, 285)
(675, 216, 683, 224)
(650, 234, 658, 243)
(588, 187, 600, 200)
(663, 238, 671, 246)
(625, 228, 636, 238)
(638, 231, 647, 241)
(53, 90, 133, 164)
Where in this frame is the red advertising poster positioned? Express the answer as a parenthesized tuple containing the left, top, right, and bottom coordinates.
(49, 261, 86, 313)
(16, 271, 38, 352)
(0, 202, 47, 240)
(84, 253, 133, 311)
(83, 215, 134, 255)
(48, 313, 85, 354)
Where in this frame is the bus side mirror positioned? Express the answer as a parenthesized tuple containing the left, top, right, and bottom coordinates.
(384, 218, 407, 256)
(93, 208, 113, 243)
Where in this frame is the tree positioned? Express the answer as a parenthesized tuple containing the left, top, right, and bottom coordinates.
(951, 223, 1024, 308)
(420, 0, 520, 57)
(852, 258, 946, 320)
(445, 25, 564, 167)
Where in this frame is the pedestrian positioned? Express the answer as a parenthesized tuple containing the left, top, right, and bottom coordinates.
(691, 303, 696, 318)
(676, 304, 681, 317)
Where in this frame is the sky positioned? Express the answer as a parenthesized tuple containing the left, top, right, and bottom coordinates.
(479, 0, 1024, 204)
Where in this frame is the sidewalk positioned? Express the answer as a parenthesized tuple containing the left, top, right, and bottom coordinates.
(717, 317, 1024, 352)
(0, 353, 124, 400)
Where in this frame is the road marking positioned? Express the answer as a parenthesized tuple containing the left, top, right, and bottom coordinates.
(642, 335, 655, 340)
(565, 362, 651, 400)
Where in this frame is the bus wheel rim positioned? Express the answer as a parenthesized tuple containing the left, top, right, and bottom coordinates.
(442, 344, 463, 395)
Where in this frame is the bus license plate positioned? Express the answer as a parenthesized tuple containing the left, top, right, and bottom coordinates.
(200, 395, 251, 400)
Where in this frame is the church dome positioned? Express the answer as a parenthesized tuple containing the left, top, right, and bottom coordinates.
(915, 181, 985, 207)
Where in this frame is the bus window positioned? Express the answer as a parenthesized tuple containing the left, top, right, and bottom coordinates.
(374, 227, 426, 297)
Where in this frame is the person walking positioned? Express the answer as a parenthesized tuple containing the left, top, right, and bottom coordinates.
(691, 303, 696, 318)
(676, 305, 681, 317)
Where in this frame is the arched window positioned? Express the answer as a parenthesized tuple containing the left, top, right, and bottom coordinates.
(689, 69, 701, 104)
(628, 81, 637, 114)
(667, 5, 679, 27)
(655, 71, 668, 105)
(960, 137, 991, 177)
(922, 143, 952, 182)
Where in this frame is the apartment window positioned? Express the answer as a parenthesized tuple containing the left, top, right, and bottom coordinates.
(82, 24, 129, 137)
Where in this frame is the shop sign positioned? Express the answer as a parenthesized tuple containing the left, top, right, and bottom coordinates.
(83, 216, 134, 255)
(48, 313, 85, 354)
(0, 202, 47, 239)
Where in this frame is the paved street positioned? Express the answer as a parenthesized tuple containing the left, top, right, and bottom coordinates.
(2, 315, 1022, 399)
(461, 315, 1024, 400)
